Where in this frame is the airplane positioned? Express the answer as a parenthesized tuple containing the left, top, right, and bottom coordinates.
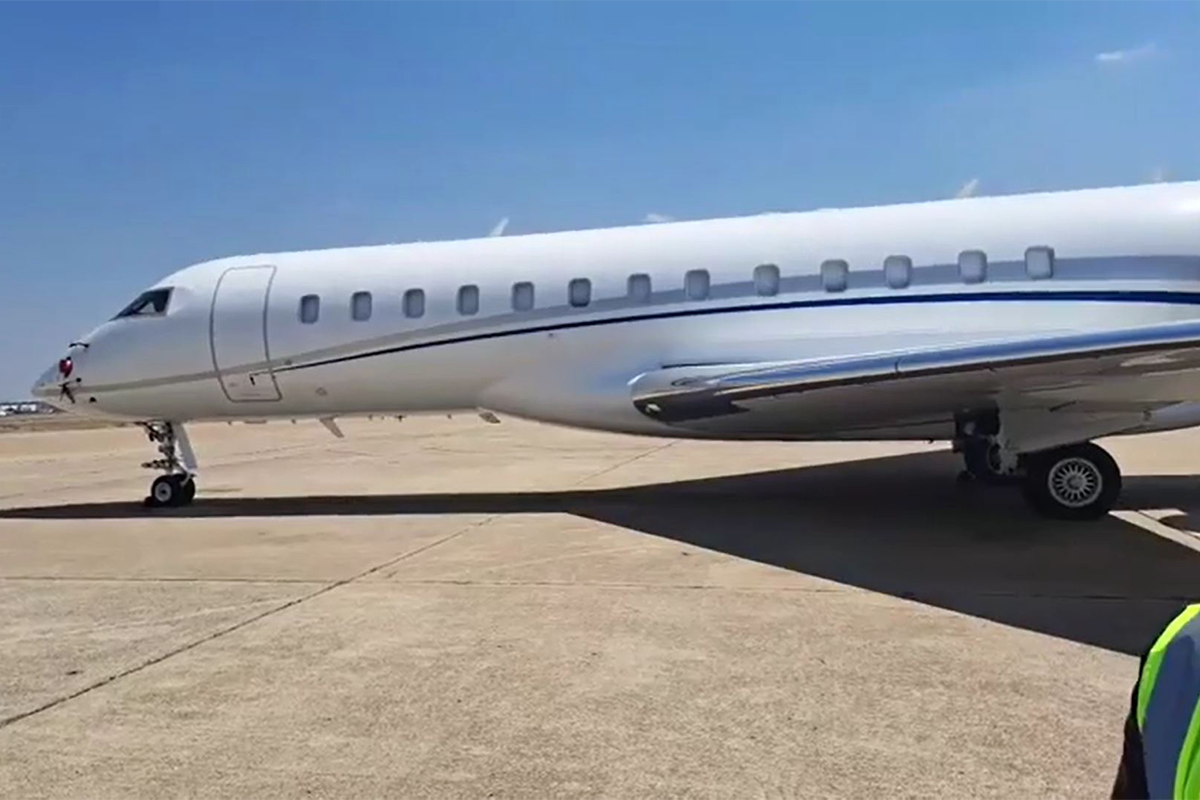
(30, 180, 1200, 520)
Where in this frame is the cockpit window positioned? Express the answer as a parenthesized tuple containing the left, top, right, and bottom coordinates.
(114, 288, 172, 319)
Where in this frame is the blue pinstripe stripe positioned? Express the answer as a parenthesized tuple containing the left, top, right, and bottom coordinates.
(274, 289, 1200, 374)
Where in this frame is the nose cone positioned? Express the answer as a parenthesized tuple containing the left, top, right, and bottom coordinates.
(31, 364, 59, 397)
(31, 362, 73, 412)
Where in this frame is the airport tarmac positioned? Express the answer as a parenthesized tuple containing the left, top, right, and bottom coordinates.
(2, 417, 1200, 798)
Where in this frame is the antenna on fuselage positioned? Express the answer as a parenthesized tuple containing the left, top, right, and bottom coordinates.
(955, 178, 980, 199)
(488, 217, 510, 237)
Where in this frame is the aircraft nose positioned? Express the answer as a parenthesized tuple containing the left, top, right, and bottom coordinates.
(31, 364, 60, 398)
(31, 356, 78, 408)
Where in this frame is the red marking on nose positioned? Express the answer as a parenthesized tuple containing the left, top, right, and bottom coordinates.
(58, 357, 73, 378)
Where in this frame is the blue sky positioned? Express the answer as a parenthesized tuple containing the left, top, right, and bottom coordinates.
(2, 2, 1198, 398)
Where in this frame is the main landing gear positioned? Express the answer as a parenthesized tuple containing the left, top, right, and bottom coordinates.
(140, 421, 197, 508)
(961, 438, 1020, 485)
(959, 436, 1123, 520)
(1021, 442, 1122, 521)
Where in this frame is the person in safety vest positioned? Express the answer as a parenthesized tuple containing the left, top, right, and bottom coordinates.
(1113, 604, 1200, 799)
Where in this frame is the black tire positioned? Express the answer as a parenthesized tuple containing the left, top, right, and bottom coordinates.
(963, 439, 1019, 485)
(179, 476, 196, 505)
(1022, 442, 1122, 520)
(148, 475, 181, 508)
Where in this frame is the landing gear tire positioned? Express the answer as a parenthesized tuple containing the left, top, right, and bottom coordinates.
(963, 439, 1019, 485)
(179, 476, 196, 505)
(1022, 442, 1121, 521)
(146, 474, 195, 508)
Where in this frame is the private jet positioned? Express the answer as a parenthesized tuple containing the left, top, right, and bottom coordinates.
(32, 181, 1200, 519)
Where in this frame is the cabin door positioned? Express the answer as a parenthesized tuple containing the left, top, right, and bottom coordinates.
(210, 265, 282, 402)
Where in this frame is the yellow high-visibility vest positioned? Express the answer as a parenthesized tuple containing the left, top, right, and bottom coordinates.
(1138, 604, 1200, 799)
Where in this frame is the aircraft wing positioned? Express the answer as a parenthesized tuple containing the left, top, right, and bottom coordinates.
(630, 318, 1200, 436)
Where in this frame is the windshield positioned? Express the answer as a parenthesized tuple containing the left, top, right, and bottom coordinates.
(113, 288, 172, 319)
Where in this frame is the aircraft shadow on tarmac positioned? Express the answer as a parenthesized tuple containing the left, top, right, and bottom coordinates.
(5, 450, 1199, 656)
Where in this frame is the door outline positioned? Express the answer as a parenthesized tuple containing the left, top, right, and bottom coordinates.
(209, 265, 282, 403)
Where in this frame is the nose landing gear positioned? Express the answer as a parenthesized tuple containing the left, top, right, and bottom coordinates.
(140, 421, 198, 508)
(149, 473, 196, 507)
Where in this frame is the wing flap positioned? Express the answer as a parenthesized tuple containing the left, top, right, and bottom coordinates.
(633, 319, 1200, 425)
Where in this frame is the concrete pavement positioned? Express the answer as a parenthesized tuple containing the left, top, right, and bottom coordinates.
(2, 417, 1199, 797)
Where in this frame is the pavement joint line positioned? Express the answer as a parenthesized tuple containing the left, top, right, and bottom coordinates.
(567, 440, 679, 487)
(0, 575, 331, 584)
(0, 432, 630, 506)
(416, 542, 664, 580)
(366, 576, 1197, 600)
(5, 572, 1181, 600)
(11, 599, 296, 642)
(381, 577, 854, 592)
(0, 515, 496, 732)
(358, 442, 679, 579)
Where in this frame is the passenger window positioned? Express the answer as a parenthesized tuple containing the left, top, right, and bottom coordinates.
(959, 250, 987, 284)
(884, 256, 912, 289)
(403, 288, 425, 319)
(299, 294, 320, 324)
(457, 285, 480, 316)
(628, 274, 652, 303)
(512, 282, 535, 312)
(753, 264, 780, 296)
(1025, 246, 1054, 280)
(569, 278, 591, 308)
(351, 291, 372, 321)
(685, 269, 710, 300)
(821, 260, 848, 292)
(114, 288, 172, 319)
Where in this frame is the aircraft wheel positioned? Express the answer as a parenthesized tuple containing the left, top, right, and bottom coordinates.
(1022, 442, 1121, 520)
(147, 475, 190, 508)
(963, 439, 1019, 485)
(179, 476, 196, 505)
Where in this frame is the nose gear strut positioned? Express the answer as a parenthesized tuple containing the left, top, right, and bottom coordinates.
(139, 421, 198, 507)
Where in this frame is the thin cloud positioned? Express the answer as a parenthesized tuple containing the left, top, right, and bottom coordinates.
(1148, 166, 1170, 184)
(1095, 42, 1159, 65)
(642, 212, 674, 223)
(955, 178, 980, 199)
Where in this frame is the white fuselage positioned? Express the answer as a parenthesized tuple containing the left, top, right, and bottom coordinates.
(33, 181, 1200, 441)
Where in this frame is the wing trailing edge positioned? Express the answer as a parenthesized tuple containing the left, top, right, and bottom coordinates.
(632, 319, 1200, 424)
